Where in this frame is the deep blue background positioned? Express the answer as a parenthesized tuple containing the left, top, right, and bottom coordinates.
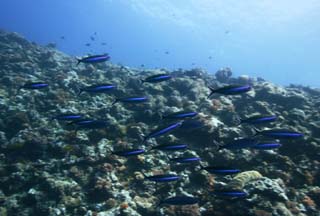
(1, 0, 319, 86)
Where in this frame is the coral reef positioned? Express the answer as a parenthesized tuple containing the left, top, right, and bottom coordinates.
(0, 30, 320, 216)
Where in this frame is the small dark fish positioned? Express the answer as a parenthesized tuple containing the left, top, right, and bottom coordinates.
(77, 54, 110, 65)
(211, 190, 247, 198)
(144, 174, 181, 182)
(19, 82, 49, 91)
(252, 140, 282, 150)
(52, 113, 83, 121)
(143, 122, 183, 143)
(70, 119, 108, 129)
(170, 156, 201, 164)
(159, 196, 199, 206)
(142, 74, 172, 83)
(90, 36, 95, 41)
(218, 138, 258, 150)
(112, 149, 145, 157)
(165, 51, 170, 55)
(151, 143, 187, 151)
(208, 85, 252, 98)
(112, 96, 148, 106)
(200, 165, 241, 175)
(161, 111, 198, 120)
(85, 43, 91, 47)
(254, 128, 304, 139)
(237, 115, 277, 125)
(78, 84, 116, 95)
(180, 120, 204, 131)
(60, 36, 65, 40)
(101, 42, 107, 46)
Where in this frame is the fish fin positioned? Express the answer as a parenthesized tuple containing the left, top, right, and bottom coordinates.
(207, 86, 215, 99)
(76, 59, 81, 66)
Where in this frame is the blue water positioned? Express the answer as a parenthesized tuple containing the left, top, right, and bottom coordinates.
(1, 0, 320, 86)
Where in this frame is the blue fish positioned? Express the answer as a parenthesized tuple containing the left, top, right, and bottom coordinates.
(179, 120, 204, 131)
(77, 54, 110, 65)
(159, 196, 199, 206)
(78, 84, 116, 95)
(151, 143, 187, 151)
(208, 85, 252, 98)
(112, 149, 145, 157)
(162, 111, 198, 120)
(237, 115, 277, 125)
(52, 113, 83, 121)
(142, 74, 172, 83)
(218, 138, 258, 150)
(200, 165, 241, 175)
(170, 157, 201, 164)
(70, 119, 108, 129)
(252, 141, 282, 150)
(144, 174, 181, 182)
(19, 82, 49, 91)
(112, 96, 148, 106)
(143, 122, 183, 143)
(254, 128, 304, 139)
(211, 190, 248, 198)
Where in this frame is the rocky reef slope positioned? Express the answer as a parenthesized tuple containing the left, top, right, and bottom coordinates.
(0, 30, 319, 216)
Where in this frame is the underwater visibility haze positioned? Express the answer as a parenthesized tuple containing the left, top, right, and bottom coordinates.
(0, 1, 320, 216)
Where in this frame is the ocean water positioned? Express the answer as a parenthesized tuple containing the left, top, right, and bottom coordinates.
(1, 1, 320, 216)
(1, 0, 320, 86)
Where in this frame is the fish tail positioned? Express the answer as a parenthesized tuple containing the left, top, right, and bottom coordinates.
(15, 87, 22, 96)
(252, 127, 261, 137)
(76, 59, 81, 66)
(199, 163, 205, 170)
(111, 99, 118, 106)
(234, 115, 242, 126)
(213, 140, 223, 151)
(77, 88, 83, 96)
(207, 86, 215, 99)
(140, 79, 145, 84)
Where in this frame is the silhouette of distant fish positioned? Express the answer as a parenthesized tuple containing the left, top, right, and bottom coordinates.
(200, 165, 241, 175)
(52, 113, 83, 121)
(85, 43, 91, 47)
(142, 74, 172, 83)
(112, 96, 148, 106)
(170, 156, 201, 164)
(143, 122, 183, 143)
(161, 111, 198, 120)
(218, 138, 258, 150)
(112, 149, 145, 157)
(78, 84, 116, 96)
(236, 115, 277, 125)
(19, 82, 49, 90)
(144, 174, 181, 182)
(211, 190, 248, 198)
(180, 120, 204, 131)
(252, 140, 282, 150)
(69, 119, 108, 129)
(159, 196, 199, 206)
(77, 54, 110, 65)
(208, 85, 252, 98)
(254, 128, 304, 139)
(151, 143, 187, 151)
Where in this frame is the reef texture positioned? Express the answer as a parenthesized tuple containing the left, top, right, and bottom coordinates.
(0, 30, 320, 216)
